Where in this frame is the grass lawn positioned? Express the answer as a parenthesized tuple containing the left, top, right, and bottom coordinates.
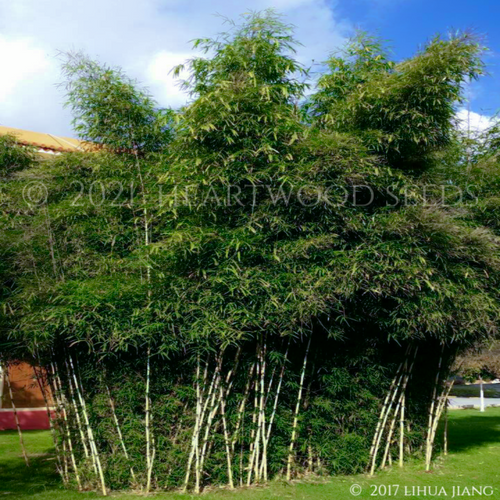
(1, 409, 500, 499)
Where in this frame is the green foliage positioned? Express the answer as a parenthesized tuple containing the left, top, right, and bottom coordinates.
(62, 52, 174, 152)
(0, 135, 36, 176)
(310, 32, 485, 170)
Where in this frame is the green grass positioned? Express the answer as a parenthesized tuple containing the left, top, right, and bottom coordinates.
(1, 409, 500, 499)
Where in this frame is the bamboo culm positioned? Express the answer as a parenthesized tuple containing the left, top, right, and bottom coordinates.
(381, 347, 417, 470)
(369, 350, 410, 476)
(64, 360, 90, 459)
(426, 379, 454, 470)
(425, 347, 445, 471)
(68, 355, 107, 496)
(145, 347, 154, 493)
(51, 362, 81, 489)
(286, 337, 311, 481)
(105, 383, 136, 483)
(47, 363, 70, 483)
(368, 359, 405, 468)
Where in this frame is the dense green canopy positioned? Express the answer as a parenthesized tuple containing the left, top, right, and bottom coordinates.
(1, 10, 499, 493)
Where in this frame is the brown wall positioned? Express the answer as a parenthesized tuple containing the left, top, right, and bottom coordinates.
(1, 362, 50, 408)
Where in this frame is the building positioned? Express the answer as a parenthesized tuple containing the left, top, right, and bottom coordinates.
(0, 125, 77, 430)
(0, 125, 86, 156)
(0, 363, 52, 430)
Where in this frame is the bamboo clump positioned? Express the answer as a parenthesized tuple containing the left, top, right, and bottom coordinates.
(369, 345, 417, 475)
(68, 355, 107, 496)
(425, 379, 454, 470)
(50, 362, 81, 489)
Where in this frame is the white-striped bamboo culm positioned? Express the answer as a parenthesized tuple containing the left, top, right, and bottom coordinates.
(424, 346, 445, 471)
(105, 383, 136, 483)
(286, 337, 311, 481)
(68, 355, 107, 496)
(369, 345, 414, 475)
(51, 362, 81, 489)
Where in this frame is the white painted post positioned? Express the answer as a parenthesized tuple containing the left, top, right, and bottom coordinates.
(480, 378, 485, 413)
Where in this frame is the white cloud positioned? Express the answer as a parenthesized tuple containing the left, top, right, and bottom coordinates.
(0, 0, 352, 136)
(456, 109, 493, 135)
(0, 37, 50, 101)
(147, 51, 193, 108)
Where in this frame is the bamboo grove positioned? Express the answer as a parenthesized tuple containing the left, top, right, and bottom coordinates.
(1, 11, 500, 494)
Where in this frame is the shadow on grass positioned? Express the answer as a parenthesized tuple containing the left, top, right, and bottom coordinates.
(2, 411, 500, 497)
(0, 430, 61, 496)
(0, 456, 62, 496)
(437, 410, 500, 455)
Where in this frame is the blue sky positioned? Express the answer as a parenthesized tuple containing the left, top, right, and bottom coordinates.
(336, 0, 500, 117)
(0, 0, 497, 136)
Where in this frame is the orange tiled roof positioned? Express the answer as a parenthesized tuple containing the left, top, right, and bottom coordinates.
(0, 125, 88, 155)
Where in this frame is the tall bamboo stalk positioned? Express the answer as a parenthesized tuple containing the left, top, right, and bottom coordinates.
(50, 362, 80, 486)
(265, 346, 288, 445)
(258, 341, 267, 482)
(105, 383, 136, 482)
(64, 360, 89, 459)
(68, 355, 107, 496)
(183, 355, 202, 493)
(443, 398, 449, 456)
(184, 352, 220, 493)
(286, 337, 311, 481)
(258, 344, 289, 481)
(247, 356, 261, 485)
(145, 347, 154, 493)
(369, 351, 410, 476)
(231, 363, 255, 455)
(425, 346, 444, 471)
(399, 392, 405, 468)
(47, 363, 70, 483)
(4, 366, 29, 466)
(426, 379, 454, 469)
(198, 357, 223, 484)
(368, 347, 411, 472)
(381, 347, 417, 470)
(381, 389, 405, 468)
(219, 385, 234, 488)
